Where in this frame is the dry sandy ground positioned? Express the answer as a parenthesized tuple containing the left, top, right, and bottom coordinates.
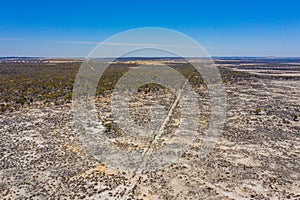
(0, 73, 299, 199)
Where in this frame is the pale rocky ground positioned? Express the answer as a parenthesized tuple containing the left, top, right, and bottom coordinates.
(0, 66, 300, 199)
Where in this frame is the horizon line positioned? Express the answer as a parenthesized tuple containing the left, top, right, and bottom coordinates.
(1, 56, 300, 59)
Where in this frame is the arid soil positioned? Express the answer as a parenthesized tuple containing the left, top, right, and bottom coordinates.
(0, 59, 299, 199)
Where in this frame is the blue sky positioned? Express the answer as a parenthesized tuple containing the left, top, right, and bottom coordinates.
(0, 0, 299, 57)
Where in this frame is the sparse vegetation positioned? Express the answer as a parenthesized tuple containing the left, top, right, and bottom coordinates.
(1, 58, 300, 199)
(0, 60, 260, 113)
(255, 108, 262, 115)
(291, 113, 299, 121)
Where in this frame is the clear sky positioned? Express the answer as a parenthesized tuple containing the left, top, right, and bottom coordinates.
(0, 0, 299, 57)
